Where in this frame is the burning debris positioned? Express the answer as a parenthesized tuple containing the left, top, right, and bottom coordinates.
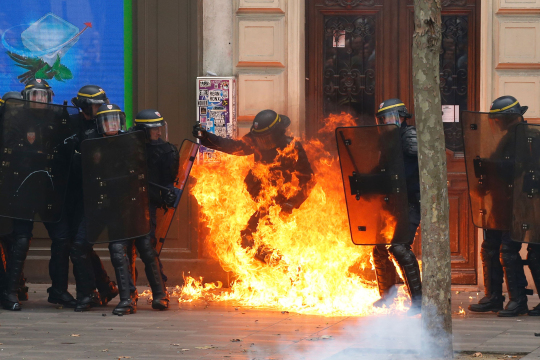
(182, 113, 412, 316)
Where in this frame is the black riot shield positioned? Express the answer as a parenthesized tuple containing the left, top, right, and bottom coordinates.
(511, 123, 540, 244)
(0, 217, 13, 237)
(154, 139, 199, 255)
(336, 125, 410, 245)
(81, 131, 150, 243)
(0, 99, 77, 222)
(461, 111, 523, 230)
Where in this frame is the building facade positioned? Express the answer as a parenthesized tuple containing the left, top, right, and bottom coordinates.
(202, 0, 540, 288)
(26, 0, 540, 289)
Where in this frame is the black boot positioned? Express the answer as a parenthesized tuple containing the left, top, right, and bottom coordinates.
(128, 242, 138, 287)
(90, 250, 118, 305)
(71, 242, 100, 312)
(99, 281, 119, 306)
(136, 237, 169, 310)
(1, 236, 30, 311)
(389, 244, 422, 316)
(48, 238, 76, 307)
(498, 245, 528, 317)
(527, 245, 540, 316)
(372, 246, 398, 308)
(47, 287, 77, 308)
(0, 240, 6, 294)
(469, 294, 505, 313)
(147, 259, 169, 310)
(74, 290, 101, 312)
(469, 238, 505, 312)
(110, 242, 136, 316)
(18, 276, 28, 301)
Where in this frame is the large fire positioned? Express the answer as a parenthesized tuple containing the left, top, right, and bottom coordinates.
(179, 113, 410, 316)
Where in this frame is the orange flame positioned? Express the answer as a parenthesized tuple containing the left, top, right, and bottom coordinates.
(183, 113, 412, 316)
(380, 211, 397, 242)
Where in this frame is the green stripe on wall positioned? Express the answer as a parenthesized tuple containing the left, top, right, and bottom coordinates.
(124, 0, 133, 128)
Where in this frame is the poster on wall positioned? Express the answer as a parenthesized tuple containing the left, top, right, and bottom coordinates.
(196, 76, 237, 163)
(0, 0, 133, 121)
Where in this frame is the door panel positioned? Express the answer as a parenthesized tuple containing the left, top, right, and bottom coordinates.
(306, 0, 480, 284)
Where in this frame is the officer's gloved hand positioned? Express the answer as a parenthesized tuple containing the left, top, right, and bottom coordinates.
(162, 189, 178, 208)
(279, 202, 294, 217)
(192, 123, 208, 141)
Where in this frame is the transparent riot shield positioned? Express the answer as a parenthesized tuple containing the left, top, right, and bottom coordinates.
(336, 125, 410, 245)
(511, 123, 540, 244)
(154, 139, 199, 255)
(0, 99, 78, 222)
(461, 111, 523, 230)
(81, 131, 150, 243)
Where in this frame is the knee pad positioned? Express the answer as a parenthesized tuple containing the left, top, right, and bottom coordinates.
(109, 243, 127, 267)
(135, 238, 157, 263)
(388, 244, 413, 262)
(373, 245, 389, 260)
(70, 242, 89, 260)
(11, 236, 30, 255)
(500, 242, 522, 265)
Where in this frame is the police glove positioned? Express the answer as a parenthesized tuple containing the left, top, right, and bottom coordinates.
(280, 202, 294, 216)
(192, 123, 208, 141)
(162, 189, 178, 208)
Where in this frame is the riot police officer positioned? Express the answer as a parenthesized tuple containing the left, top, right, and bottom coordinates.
(130, 109, 176, 284)
(468, 96, 540, 317)
(0, 79, 77, 311)
(0, 91, 22, 299)
(108, 109, 173, 315)
(69, 86, 118, 311)
(192, 109, 315, 263)
(371, 99, 422, 316)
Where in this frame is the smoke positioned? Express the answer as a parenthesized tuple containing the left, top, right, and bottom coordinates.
(245, 311, 450, 360)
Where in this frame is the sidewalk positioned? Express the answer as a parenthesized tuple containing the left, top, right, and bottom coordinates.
(0, 284, 539, 360)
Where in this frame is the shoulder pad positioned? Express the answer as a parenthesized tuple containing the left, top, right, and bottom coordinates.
(401, 126, 418, 156)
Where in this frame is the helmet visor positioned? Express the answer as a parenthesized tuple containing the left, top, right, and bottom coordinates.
(27, 89, 53, 103)
(146, 122, 168, 142)
(376, 110, 401, 126)
(96, 112, 126, 135)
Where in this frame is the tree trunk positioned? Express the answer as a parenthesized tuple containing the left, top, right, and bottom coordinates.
(411, 0, 453, 358)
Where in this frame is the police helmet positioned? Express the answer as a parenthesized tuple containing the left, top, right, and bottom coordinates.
(134, 109, 168, 142)
(0, 91, 23, 106)
(490, 96, 528, 115)
(21, 79, 54, 103)
(95, 104, 126, 135)
(376, 98, 412, 126)
(249, 109, 291, 150)
(71, 85, 109, 117)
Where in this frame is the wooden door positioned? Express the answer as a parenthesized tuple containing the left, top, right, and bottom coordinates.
(306, 0, 480, 284)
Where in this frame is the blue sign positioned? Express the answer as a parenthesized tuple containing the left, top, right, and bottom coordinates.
(0, 1, 126, 109)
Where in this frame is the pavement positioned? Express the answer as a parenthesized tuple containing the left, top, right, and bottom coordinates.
(0, 284, 539, 360)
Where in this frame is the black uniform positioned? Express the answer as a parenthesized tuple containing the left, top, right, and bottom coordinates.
(467, 96, 539, 317)
(0, 98, 75, 310)
(372, 121, 422, 313)
(108, 108, 174, 315)
(198, 121, 314, 263)
(68, 112, 119, 311)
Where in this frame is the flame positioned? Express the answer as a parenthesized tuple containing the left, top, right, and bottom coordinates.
(380, 211, 397, 242)
(182, 113, 412, 316)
